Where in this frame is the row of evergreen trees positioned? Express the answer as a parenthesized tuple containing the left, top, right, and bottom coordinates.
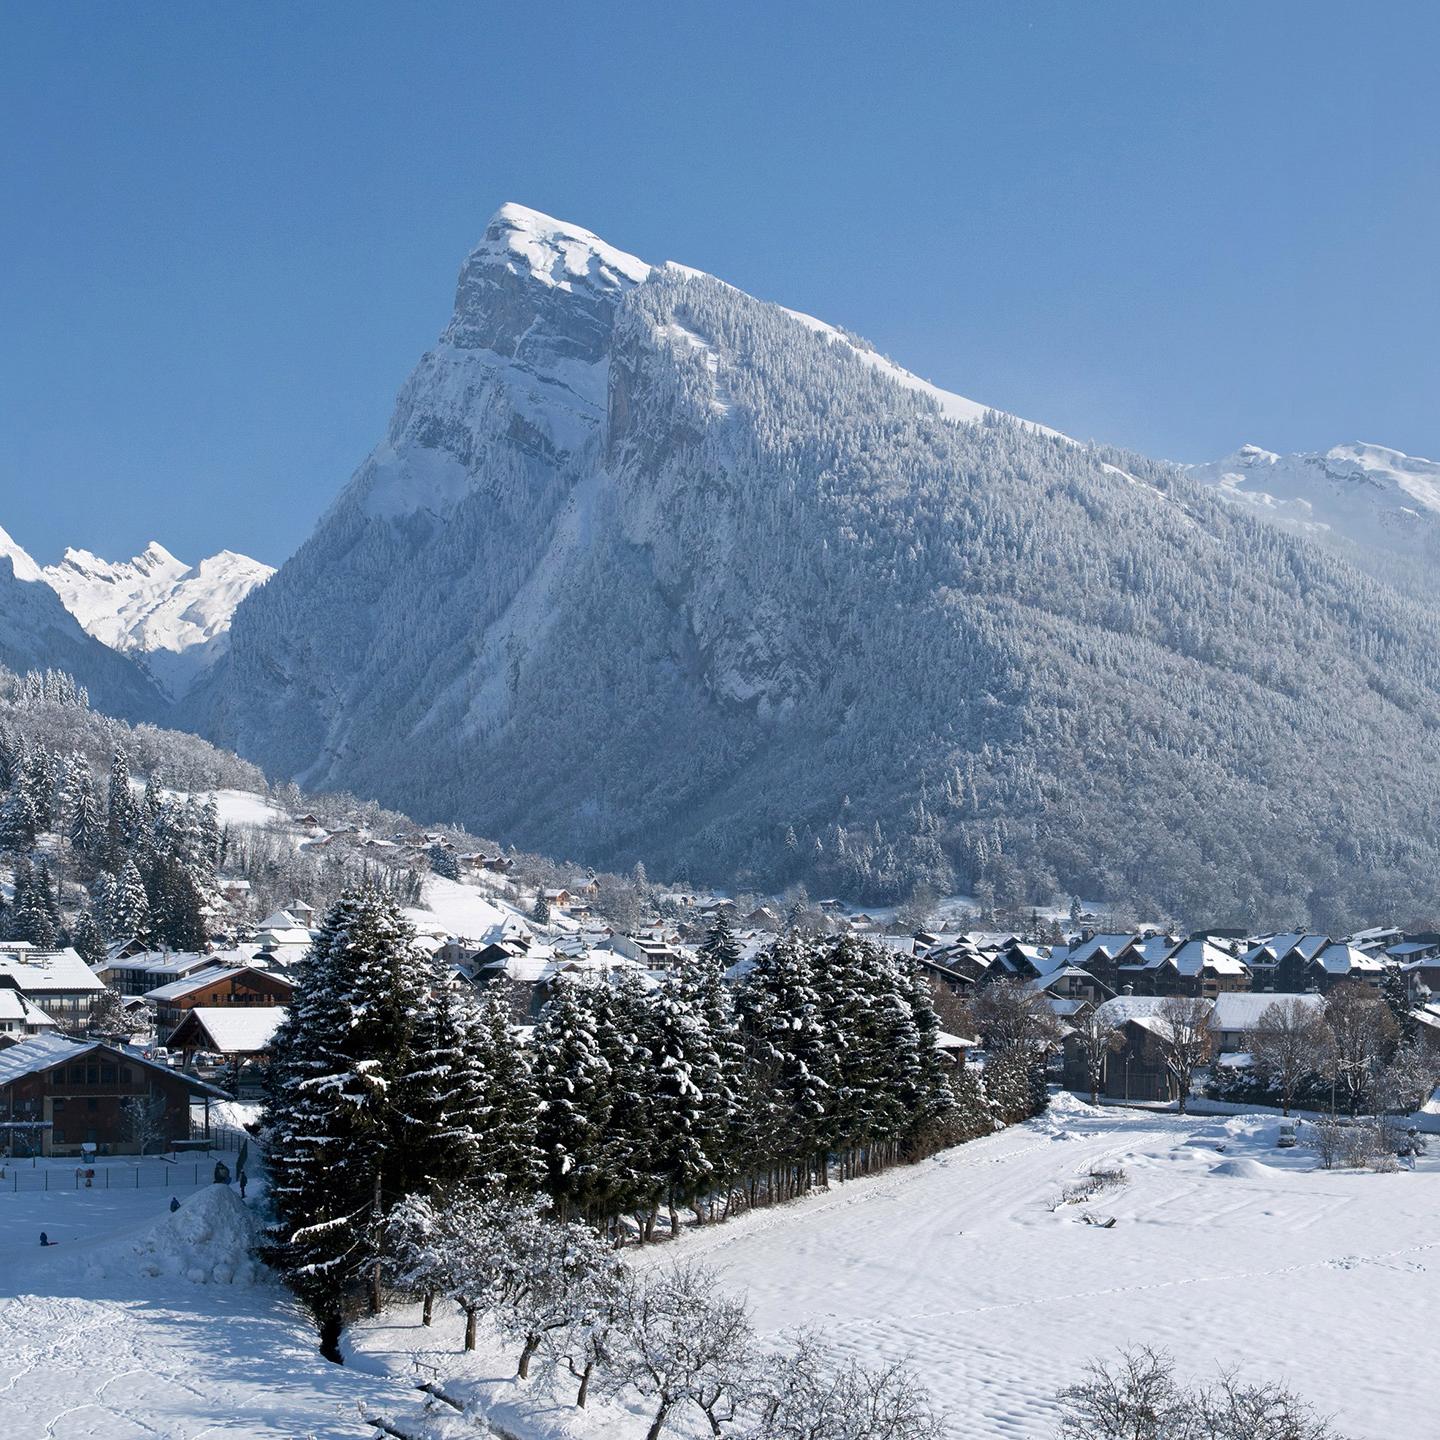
(263, 893, 1039, 1346)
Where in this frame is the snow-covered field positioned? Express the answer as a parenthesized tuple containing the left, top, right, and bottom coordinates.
(3, 1099, 1435, 1437)
(0, 1184, 410, 1438)
(351, 1096, 1439, 1439)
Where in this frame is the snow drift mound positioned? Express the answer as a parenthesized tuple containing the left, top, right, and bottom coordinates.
(89, 1185, 259, 1286)
(1210, 1157, 1286, 1181)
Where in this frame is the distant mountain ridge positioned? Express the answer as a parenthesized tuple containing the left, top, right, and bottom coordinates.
(42, 540, 272, 698)
(1188, 441, 1440, 598)
(0, 525, 166, 721)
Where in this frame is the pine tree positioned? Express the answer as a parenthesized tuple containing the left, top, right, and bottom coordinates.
(67, 766, 102, 858)
(1380, 964, 1417, 1044)
(427, 842, 460, 881)
(263, 889, 424, 1348)
(392, 961, 489, 1187)
(106, 746, 140, 854)
(143, 851, 208, 951)
(99, 859, 150, 944)
(71, 908, 107, 965)
(531, 890, 551, 925)
(0, 788, 38, 855)
(532, 978, 614, 1223)
(698, 911, 741, 972)
(472, 987, 546, 1192)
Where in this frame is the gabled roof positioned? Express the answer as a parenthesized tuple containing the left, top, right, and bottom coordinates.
(1209, 991, 1326, 1032)
(0, 990, 57, 1027)
(144, 965, 291, 1004)
(1170, 939, 1248, 977)
(168, 1006, 287, 1054)
(1067, 934, 1134, 968)
(1315, 943, 1385, 974)
(0, 1034, 229, 1097)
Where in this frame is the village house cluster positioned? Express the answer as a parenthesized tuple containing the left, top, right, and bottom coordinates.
(4, 828, 1440, 1159)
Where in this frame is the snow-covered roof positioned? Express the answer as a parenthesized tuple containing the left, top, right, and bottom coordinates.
(1125, 935, 1183, 968)
(1093, 994, 1212, 1031)
(143, 965, 251, 1002)
(1315, 943, 1385, 974)
(170, 1007, 287, 1054)
(254, 909, 299, 931)
(0, 947, 104, 995)
(0, 990, 57, 1028)
(1209, 991, 1326, 1032)
(1067, 934, 1134, 968)
(1170, 940, 1247, 977)
(104, 950, 216, 976)
(0, 1033, 229, 1096)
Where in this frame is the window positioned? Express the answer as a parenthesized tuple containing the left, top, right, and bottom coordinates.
(100, 1065, 116, 1083)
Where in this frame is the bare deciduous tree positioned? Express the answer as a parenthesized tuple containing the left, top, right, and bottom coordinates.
(744, 1327, 944, 1440)
(600, 1262, 754, 1440)
(1324, 983, 1398, 1115)
(121, 1094, 168, 1157)
(1155, 997, 1213, 1115)
(1071, 1012, 1123, 1105)
(971, 979, 1066, 1061)
(1250, 999, 1334, 1116)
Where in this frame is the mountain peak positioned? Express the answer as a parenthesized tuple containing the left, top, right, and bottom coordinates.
(462, 203, 651, 301)
(0, 524, 43, 584)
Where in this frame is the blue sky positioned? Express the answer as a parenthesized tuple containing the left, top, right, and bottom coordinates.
(3, 2, 1437, 567)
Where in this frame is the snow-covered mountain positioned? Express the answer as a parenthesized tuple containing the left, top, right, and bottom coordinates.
(189, 203, 1440, 924)
(41, 541, 273, 698)
(1188, 442, 1440, 597)
(0, 525, 165, 720)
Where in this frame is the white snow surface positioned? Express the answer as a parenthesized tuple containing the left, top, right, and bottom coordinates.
(347, 1096, 1439, 1439)
(1188, 441, 1440, 592)
(0, 523, 45, 583)
(0, 1181, 413, 1437)
(41, 541, 273, 697)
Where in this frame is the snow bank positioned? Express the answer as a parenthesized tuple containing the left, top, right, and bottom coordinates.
(87, 1184, 259, 1286)
(1209, 1157, 1288, 1181)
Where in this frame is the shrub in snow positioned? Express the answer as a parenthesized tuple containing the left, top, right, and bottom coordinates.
(743, 1328, 944, 1440)
(1057, 1346, 1347, 1439)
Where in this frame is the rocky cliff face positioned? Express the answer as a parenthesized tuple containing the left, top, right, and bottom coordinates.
(189, 205, 1440, 924)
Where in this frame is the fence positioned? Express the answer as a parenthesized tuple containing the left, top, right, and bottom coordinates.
(1, 1124, 253, 1194)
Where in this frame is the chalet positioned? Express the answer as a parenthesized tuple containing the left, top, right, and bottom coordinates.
(1064, 934, 1137, 993)
(101, 949, 221, 998)
(0, 946, 106, 1033)
(1208, 991, 1326, 1056)
(1270, 935, 1332, 993)
(166, 1006, 287, 1066)
(1117, 938, 1249, 999)
(0, 1033, 228, 1157)
(1301, 944, 1387, 993)
(0, 989, 57, 1041)
(1028, 964, 1113, 1004)
(1062, 995, 1212, 1103)
(144, 965, 294, 1034)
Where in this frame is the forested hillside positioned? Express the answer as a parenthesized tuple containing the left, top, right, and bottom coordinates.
(188, 207, 1440, 928)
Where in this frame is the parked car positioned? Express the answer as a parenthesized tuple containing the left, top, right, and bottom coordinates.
(1276, 1121, 1298, 1148)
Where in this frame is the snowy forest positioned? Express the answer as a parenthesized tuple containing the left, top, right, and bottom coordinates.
(0, 667, 427, 956)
